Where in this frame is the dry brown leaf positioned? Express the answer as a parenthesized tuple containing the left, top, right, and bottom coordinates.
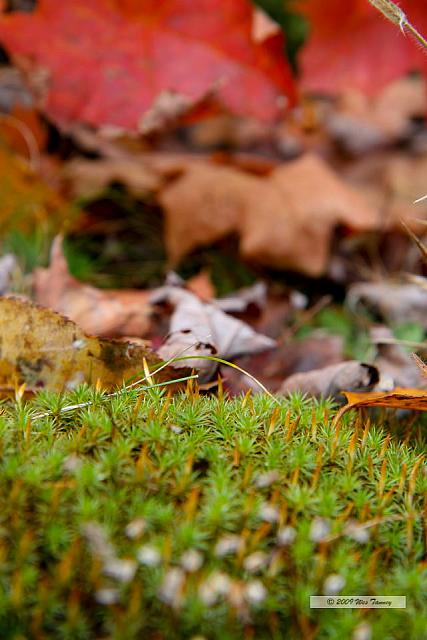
(327, 76, 427, 154)
(279, 361, 379, 399)
(343, 152, 427, 226)
(332, 387, 427, 429)
(33, 237, 153, 338)
(0, 296, 177, 393)
(63, 157, 163, 200)
(160, 153, 379, 276)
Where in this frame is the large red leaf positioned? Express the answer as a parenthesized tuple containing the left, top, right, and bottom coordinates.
(0, 0, 296, 130)
(298, 0, 427, 95)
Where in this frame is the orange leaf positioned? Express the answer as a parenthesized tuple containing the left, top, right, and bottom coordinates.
(159, 154, 378, 276)
(332, 386, 427, 428)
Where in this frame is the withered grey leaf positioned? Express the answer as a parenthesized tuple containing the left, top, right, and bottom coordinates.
(279, 361, 379, 399)
(347, 281, 427, 328)
(151, 286, 275, 378)
(370, 325, 426, 390)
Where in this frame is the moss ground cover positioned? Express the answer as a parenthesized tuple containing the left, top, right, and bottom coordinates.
(0, 387, 425, 639)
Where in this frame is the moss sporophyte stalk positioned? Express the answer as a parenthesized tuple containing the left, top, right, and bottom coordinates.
(368, 0, 427, 50)
(0, 384, 425, 639)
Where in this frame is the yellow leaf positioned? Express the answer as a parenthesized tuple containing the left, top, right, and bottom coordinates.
(0, 297, 179, 394)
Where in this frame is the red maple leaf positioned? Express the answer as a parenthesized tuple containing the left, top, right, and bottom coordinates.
(0, 0, 296, 130)
(297, 0, 427, 95)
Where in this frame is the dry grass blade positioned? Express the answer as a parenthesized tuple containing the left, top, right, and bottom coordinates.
(401, 219, 427, 266)
(412, 353, 427, 377)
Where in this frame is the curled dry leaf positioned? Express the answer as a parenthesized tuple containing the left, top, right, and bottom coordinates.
(0, 0, 295, 130)
(0, 296, 177, 393)
(34, 237, 153, 338)
(160, 154, 378, 276)
(333, 387, 427, 428)
(279, 361, 380, 400)
(151, 285, 275, 378)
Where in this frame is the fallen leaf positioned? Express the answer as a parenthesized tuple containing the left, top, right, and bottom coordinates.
(188, 114, 274, 153)
(33, 236, 153, 338)
(223, 333, 344, 395)
(0, 296, 179, 393)
(326, 76, 427, 154)
(342, 152, 427, 225)
(370, 325, 426, 390)
(216, 282, 268, 315)
(347, 281, 427, 328)
(332, 387, 427, 427)
(160, 154, 379, 276)
(279, 361, 379, 399)
(63, 157, 163, 200)
(298, 0, 427, 96)
(0, 0, 296, 130)
(150, 285, 276, 378)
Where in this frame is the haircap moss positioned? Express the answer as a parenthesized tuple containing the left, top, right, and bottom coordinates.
(0, 388, 424, 638)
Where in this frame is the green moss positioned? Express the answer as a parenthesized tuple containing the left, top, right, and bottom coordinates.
(0, 388, 425, 639)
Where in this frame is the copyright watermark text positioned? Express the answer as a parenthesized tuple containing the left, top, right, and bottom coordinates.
(310, 596, 406, 609)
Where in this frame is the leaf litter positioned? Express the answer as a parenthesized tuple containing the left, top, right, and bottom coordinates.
(0, 5, 426, 636)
